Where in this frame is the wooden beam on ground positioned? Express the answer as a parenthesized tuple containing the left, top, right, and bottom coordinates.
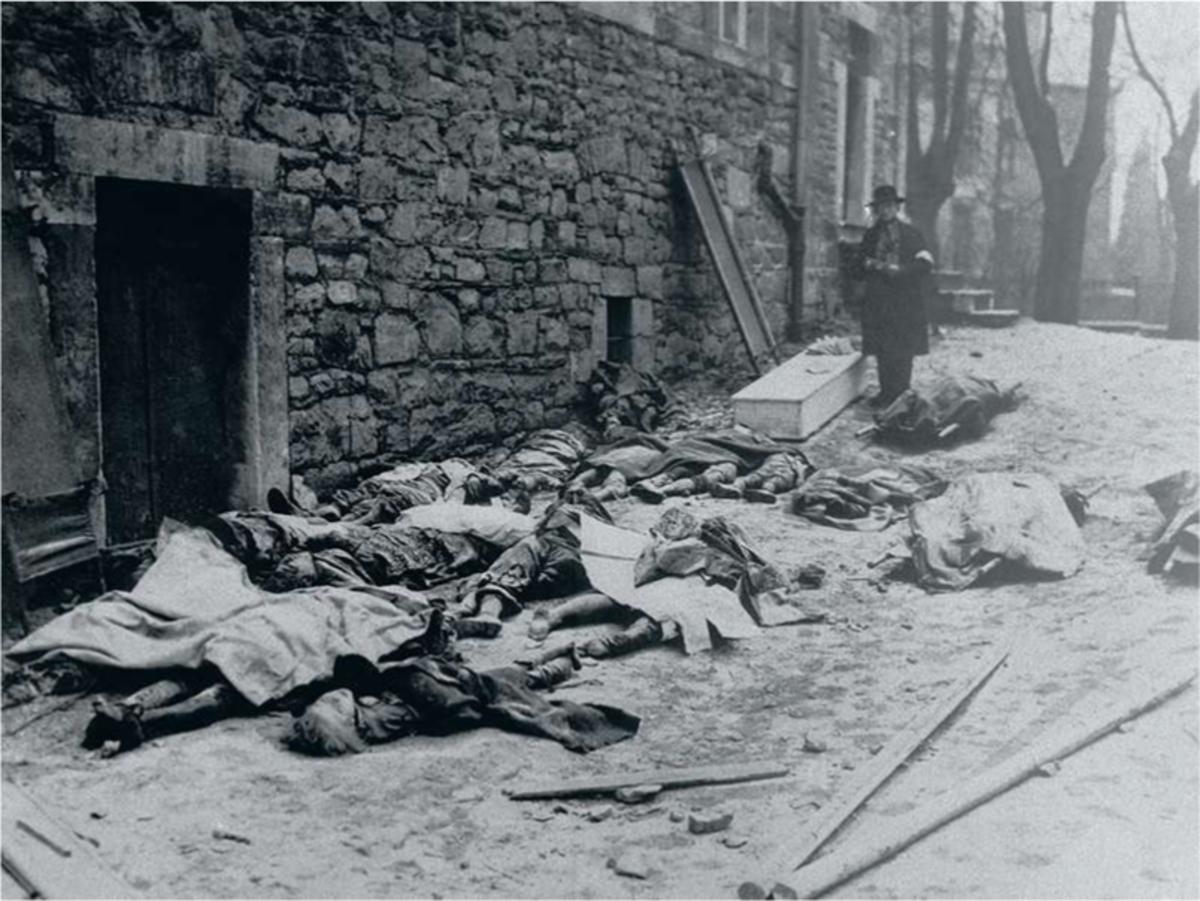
(773, 669, 1197, 899)
(507, 761, 791, 801)
(755, 646, 1009, 888)
(2, 778, 138, 899)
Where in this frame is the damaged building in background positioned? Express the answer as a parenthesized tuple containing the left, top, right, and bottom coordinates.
(1, 0, 913, 545)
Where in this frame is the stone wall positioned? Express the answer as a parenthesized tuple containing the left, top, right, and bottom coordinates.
(3, 2, 904, 495)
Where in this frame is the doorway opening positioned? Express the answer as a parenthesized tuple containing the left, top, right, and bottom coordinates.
(96, 178, 251, 543)
(606, 297, 633, 363)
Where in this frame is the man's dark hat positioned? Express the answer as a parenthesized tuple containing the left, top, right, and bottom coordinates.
(868, 185, 905, 207)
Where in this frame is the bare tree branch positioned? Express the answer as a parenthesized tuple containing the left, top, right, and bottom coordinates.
(932, 2, 950, 143)
(907, 8, 922, 165)
(1069, 1, 1117, 179)
(1002, 2, 1063, 177)
(945, 2, 978, 165)
(1119, 1, 1179, 142)
(1038, 2, 1053, 96)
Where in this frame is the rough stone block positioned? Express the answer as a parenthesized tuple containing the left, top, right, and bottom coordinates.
(436, 166, 470, 204)
(601, 266, 636, 297)
(387, 203, 420, 243)
(90, 46, 215, 113)
(321, 112, 361, 154)
(255, 103, 324, 148)
(360, 156, 398, 201)
(285, 246, 319, 279)
(507, 311, 538, 355)
(579, 135, 627, 176)
(423, 297, 462, 356)
(54, 115, 279, 190)
(726, 165, 753, 210)
(687, 811, 733, 835)
(374, 313, 420, 365)
(327, 280, 357, 306)
(311, 204, 363, 244)
(457, 258, 486, 282)
(463, 315, 504, 356)
(506, 220, 529, 250)
(254, 192, 311, 238)
(479, 216, 507, 249)
(636, 265, 663, 299)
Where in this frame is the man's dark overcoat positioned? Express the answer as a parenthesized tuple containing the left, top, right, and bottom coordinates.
(858, 219, 933, 358)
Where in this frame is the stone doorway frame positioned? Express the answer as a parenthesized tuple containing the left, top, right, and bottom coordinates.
(37, 114, 289, 545)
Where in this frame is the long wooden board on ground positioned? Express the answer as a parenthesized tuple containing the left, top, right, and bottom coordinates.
(507, 761, 790, 801)
(2, 777, 138, 899)
(773, 669, 1197, 899)
(754, 645, 1010, 888)
(732, 351, 869, 440)
(677, 158, 779, 374)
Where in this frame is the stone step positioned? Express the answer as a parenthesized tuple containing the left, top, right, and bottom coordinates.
(963, 309, 1020, 328)
(934, 269, 968, 291)
(1078, 319, 1146, 335)
(732, 351, 868, 440)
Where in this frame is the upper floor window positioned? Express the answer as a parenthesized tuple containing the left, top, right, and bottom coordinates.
(719, 1, 748, 48)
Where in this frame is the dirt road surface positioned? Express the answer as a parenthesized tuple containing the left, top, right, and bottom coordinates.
(3, 321, 1197, 899)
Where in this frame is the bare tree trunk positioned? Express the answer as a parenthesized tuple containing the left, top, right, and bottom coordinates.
(1002, 2, 1117, 324)
(1166, 174, 1199, 339)
(1034, 176, 1089, 324)
(1164, 93, 1199, 339)
(1118, 7, 1198, 339)
(905, 176, 953, 261)
(905, 2, 977, 264)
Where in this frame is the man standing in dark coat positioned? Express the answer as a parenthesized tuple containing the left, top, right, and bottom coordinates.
(858, 185, 935, 405)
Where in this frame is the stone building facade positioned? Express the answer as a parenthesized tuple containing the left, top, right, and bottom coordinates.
(2, 1, 908, 541)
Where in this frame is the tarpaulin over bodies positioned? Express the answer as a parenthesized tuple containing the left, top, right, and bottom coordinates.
(578, 514, 760, 654)
(6, 529, 436, 706)
(289, 657, 639, 757)
(1145, 470, 1199, 576)
(908, 472, 1085, 591)
(874, 376, 1019, 447)
(786, 465, 947, 530)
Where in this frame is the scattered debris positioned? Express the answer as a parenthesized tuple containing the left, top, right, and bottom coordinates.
(802, 735, 828, 754)
(722, 834, 749, 849)
(614, 783, 662, 804)
(588, 805, 615, 823)
(212, 828, 252, 845)
(508, 761, 789, 801)
(688, 811, 733, 835)
(608, 850, 651, 879)
(1144, 470, 1198, 578)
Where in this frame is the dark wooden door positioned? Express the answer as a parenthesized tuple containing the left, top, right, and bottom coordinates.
(96, 179, 250, 543)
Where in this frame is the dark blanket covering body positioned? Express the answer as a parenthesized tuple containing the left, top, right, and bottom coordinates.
(787, 465, 947, 530)
(874, 376, 1015, 446)
(290, 655, 639, 755)
(858, 219, 932, 358)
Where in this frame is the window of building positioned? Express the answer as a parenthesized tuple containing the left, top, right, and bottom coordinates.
(719, 1, 748, 48)
(605, 297, 633, 363)
(837, 23, 877, 225)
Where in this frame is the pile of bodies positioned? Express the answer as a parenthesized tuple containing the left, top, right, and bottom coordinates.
(5, 392, 1127, 761)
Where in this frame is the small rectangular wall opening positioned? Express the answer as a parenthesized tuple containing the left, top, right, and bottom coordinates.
(606, 297, 634, 363)
(96, 177, 251, 543)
